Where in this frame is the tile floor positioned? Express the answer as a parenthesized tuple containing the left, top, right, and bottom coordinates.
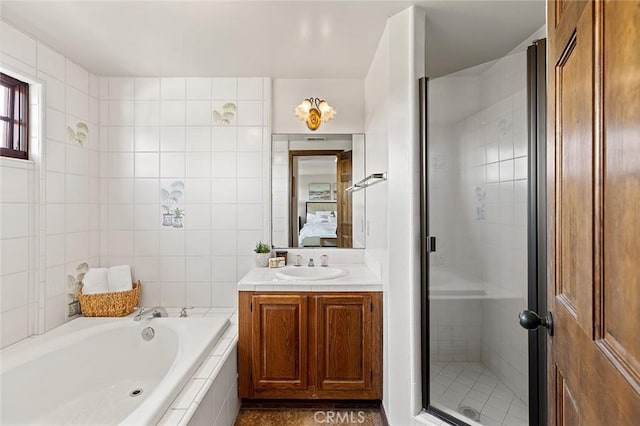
(430, 362, 528, 426)
(234, 408, 384, 426)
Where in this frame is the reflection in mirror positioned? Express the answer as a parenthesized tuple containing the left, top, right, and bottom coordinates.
(272, 134, 365, 249)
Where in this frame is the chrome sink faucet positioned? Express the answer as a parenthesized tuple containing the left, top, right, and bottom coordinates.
(308, 258, 314, 267)
(134, 306, 168, 321)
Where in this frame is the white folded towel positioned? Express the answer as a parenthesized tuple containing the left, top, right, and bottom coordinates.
(82, 268, 109, 295)
(107, 265, 133, 293)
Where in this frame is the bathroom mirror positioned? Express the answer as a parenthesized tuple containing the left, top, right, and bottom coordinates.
(271, 134, 365, 249)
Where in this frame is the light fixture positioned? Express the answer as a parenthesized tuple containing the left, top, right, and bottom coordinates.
(295, 97, 335, 131)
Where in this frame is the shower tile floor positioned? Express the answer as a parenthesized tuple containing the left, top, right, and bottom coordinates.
(430, 362, 528, 426)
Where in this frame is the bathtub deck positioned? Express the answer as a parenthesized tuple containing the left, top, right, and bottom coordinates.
(157, 308, 239, 426)
(128, 307, 236, 320)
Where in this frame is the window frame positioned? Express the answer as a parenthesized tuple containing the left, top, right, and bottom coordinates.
(1, 72, 29, 160)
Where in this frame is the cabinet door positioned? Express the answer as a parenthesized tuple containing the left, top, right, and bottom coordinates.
(315, 294, 373, 392)
(251, 294, 308, 391)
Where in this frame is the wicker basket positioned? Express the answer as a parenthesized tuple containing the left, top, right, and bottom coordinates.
(78, 281, 141, 317)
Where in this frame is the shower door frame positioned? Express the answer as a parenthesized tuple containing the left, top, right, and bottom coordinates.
(526, 38, 547, 426)
(419, 38, 548, 425)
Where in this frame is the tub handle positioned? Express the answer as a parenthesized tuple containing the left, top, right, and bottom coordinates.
(179, 306, 194, 318)
(133, 306, 145, 321)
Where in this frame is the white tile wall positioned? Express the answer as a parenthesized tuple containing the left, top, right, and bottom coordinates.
(102, 76, 271, 309)
(0, 161, 36, 348)
(0, 20, 270, 349)
(1, 20, 100, 348)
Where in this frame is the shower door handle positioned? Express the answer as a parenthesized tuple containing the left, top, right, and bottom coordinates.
(426, 236, 436, 253)
(519, 310, 553, 336)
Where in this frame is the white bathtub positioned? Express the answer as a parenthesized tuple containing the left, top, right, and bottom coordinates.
(0, 316, 229, 425)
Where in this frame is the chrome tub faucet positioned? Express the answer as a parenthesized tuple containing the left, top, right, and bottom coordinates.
(134, 306, 168, 321)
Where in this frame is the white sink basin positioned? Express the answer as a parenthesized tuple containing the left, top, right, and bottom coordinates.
(276, 267, 347, 281)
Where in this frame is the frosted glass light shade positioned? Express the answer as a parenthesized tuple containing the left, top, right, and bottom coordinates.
(294, 97, 335, 130)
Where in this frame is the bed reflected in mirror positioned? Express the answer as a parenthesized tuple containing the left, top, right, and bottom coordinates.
(271, 134, 365, 249)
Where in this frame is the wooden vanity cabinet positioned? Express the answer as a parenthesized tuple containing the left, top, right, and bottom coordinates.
(238, 291, 382, 399)
(250, 294, 308, 392)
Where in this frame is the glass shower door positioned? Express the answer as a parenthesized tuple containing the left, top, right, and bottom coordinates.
(422, 49, 533, 426)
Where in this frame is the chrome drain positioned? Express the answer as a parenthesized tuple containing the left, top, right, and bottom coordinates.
(458, 405, 481, 422)
(129, 388, 143, 397)
(141, 327, 155, 341)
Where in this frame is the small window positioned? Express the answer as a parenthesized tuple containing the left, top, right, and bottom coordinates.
(1, 73, 29, 160)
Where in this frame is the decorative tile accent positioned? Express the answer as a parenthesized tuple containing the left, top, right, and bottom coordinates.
(66, 122, 89, 145)
(475, 186, 486, 220)
(213, 102, 236, 125)
(65, 262, 88, 318)
(160, 180, 185, 228)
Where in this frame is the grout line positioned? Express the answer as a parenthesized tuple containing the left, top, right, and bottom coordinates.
(432, 361, 524, 424)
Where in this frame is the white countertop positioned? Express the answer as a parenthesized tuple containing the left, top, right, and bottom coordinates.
(237, 264, 382, 292)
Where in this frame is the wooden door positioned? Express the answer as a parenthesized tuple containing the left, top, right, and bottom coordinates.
(314, 294, 381, 398)
(336, 151, 353, 248)
(250, 294, 308, 392)
(547, 0, 640, 424)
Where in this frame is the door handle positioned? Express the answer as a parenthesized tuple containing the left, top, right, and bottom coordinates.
(426, 236, 436, 253)
(519, 310, 553, 336)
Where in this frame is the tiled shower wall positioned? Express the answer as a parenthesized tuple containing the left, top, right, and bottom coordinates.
(99, 77, 271, 309)
(429, 299, 482, 362)
(428, 50, 529, 401)
(454, 52, 528, 292)
(0, 20, 100, 348)
(457, 52, 528, 402)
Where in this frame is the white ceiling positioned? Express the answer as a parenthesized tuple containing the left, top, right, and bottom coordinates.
(0, 1, 545, 78)
(298, 156, 337, 176)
